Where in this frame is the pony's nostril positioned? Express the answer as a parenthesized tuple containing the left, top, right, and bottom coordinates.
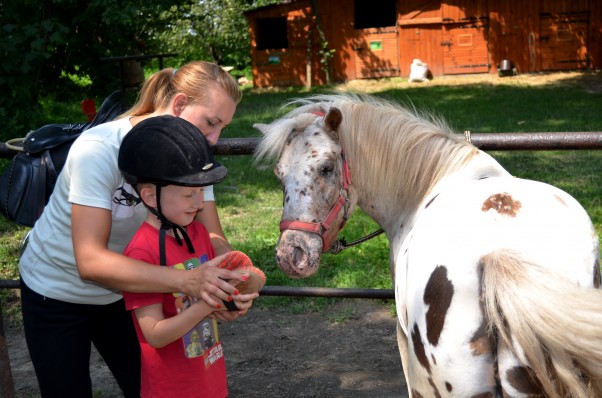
(292, 246, 307, 269)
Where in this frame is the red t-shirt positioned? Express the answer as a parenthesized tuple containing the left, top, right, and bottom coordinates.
(123, 221, 228, 398)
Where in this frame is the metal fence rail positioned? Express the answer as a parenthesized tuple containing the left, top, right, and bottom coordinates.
(209, 132, 602, 154)
(260, 286, 394, 299)
(3, 132, 602, 159)
(1, 130, 602, 396)
(0, 279, 394, 299)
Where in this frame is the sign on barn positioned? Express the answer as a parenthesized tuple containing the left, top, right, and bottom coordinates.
(244, 0, 602, 87)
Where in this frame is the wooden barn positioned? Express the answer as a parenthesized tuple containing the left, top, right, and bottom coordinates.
(244, 0, 602, 87)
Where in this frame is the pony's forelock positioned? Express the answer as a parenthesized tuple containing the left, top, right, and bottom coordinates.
(253, 110, 323, 165)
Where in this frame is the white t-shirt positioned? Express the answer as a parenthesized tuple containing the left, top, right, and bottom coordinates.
(19, 117, 216, 304)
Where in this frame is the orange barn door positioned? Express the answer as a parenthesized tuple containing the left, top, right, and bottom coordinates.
(539, 0, 589, 71)
(441, 21, 489, 74)
(440, 0, 490, 75)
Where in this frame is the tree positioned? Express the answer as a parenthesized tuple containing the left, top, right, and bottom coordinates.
(158, 0, 280, 73)
(0, 0, 177, 136)
(0, 0, 277, 137)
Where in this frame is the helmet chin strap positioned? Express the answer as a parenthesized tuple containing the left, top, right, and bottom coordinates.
(149, 185, 195, 266)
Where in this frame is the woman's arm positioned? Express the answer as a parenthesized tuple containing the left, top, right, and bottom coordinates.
(197, 201, 232, 255)
(71, 204, 242, 307)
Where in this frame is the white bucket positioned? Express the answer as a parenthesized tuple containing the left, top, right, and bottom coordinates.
(409, 59, 429, 83)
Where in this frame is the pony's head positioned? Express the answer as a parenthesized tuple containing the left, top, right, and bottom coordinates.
(255, 93, 476, 278)
(254, 106, 357, 278)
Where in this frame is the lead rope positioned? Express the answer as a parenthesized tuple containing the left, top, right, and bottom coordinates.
(326, 228, 385, 254)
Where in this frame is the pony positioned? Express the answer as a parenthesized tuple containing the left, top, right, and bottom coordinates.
(253, 93, 602, 398)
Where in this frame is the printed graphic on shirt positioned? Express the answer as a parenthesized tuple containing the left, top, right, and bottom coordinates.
(171, 256, 205, 311)
(171, 254, 222, 360)
(183, 319, 223, 366)
(111, 184, 139, 218)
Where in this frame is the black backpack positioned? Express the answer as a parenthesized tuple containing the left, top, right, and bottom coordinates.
(0, 91, 129, 227)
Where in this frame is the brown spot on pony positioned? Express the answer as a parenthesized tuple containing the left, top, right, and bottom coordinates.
(481, 192, 522, 217)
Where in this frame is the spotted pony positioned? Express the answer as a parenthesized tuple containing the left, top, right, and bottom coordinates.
(254, 93, 602, 398)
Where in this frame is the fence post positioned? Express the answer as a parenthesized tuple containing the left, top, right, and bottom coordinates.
(0, 309, 15, 398)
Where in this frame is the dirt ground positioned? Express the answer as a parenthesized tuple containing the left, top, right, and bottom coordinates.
(6, 299, 409, 398)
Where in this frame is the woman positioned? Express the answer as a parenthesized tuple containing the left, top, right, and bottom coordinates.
(19, 61, 249, 397)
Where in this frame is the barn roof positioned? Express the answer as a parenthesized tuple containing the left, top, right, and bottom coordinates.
(243, 0, 299, 16)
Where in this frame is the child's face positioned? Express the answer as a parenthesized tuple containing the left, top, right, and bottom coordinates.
(179, 86, 236, 146)
(159, 185, 205, 227)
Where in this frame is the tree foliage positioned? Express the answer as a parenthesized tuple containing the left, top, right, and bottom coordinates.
(158, 0, 279, 74)
(1, 0, 277, 137)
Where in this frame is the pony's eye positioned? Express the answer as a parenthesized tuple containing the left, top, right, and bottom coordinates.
(319, 162, 335, 176)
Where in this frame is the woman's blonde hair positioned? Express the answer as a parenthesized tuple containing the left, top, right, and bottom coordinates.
(121, 61, 242, 118)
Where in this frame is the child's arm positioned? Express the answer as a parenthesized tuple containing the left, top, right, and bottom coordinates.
(135, 300, 217, 349)
(135, 290, 259, 348)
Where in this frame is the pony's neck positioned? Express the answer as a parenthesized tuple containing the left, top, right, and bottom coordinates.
(352, 149, 510, 237)
(337, 101, 480, 232)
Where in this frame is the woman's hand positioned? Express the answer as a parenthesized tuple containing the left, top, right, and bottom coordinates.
(182, 253, 249, 309)
(231, 271, 265, 295)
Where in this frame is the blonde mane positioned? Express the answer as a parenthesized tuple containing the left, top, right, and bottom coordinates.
(255, 93, 478, 216)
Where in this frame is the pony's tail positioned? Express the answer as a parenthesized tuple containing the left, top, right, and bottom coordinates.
(480, 250, 602, 398)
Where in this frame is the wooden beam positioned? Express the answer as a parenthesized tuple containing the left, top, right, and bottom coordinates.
(398, 17, 443, 26)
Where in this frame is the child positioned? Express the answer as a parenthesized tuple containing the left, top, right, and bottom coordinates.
(118, 115, 266, 397)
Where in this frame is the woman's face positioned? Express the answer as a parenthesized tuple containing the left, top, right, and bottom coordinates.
(179, 86, 237, 145)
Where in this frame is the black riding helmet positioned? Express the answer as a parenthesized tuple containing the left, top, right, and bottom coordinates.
(118, 115, 228, 265)
(118, 115, 227, 187)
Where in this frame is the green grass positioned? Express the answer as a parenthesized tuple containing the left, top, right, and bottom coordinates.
(2, 71, 602, 318)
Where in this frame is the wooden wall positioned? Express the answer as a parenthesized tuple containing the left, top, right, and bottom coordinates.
(489, 0, 591, 74)
(592, 0, 602, 70)
(245, 0, 602, 87)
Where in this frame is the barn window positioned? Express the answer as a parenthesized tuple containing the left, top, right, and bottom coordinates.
(457, 34, 473, 47)
(255, 17, 288, 50)
(354, 0, 396, 29)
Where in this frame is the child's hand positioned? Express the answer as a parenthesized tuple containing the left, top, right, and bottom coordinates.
(231, 291, 258, 313)
(211, 291, 259, 321)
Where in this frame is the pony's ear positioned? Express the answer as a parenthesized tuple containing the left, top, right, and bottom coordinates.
(324, 107, 342, 133)
(253, 123, 270, 135)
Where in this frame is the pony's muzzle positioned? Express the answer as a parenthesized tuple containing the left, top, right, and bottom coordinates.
(275, 230, 323, 278)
